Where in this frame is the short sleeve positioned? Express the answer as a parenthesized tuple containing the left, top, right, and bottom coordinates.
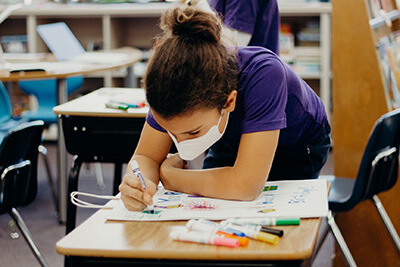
(217, 0, 259, 34)
(241, 56, 288, 134)
(146, 110, 167, 133)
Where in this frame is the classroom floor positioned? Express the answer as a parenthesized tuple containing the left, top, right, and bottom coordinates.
(0, 141, 337, 267)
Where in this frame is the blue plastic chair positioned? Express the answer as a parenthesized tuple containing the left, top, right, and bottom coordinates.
(0, 82, 12, 124)
(19, 76, 83, 124)
(0, 82, 25, 141)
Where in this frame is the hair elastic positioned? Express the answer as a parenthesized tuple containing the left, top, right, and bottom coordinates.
(70, 191, 120, 209)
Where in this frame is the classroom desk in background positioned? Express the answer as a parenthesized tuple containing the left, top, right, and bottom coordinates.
(56, 198, 322, 267)
(0, 48, 143, 224)
(52, 86, 148, 178)
(53, 87, 148, 233)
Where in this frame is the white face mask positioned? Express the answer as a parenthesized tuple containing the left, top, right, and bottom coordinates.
(167, 112, 229, 161)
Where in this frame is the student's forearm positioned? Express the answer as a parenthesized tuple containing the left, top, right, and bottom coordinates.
(160, 166, 265, 201)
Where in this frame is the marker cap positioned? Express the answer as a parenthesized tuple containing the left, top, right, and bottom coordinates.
(255, 231, 279, 245)
(260, 227, 284, 237)
(275, 218, 300, 226)
(217, 231, 249, 247)
(130, 160, 140, 170)
(213, 236, 240, 248)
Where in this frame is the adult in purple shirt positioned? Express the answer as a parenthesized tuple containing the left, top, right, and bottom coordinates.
(119, 6, 330, 211)
(209, 0, 280, 54)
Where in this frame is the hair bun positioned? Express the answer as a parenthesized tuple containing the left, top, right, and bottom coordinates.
(161, 7, 221, 43)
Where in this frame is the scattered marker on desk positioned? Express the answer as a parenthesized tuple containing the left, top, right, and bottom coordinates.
(260, 227, 284, 237)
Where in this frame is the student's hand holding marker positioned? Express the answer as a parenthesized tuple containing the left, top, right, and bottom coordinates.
(119, 159, 157, 211)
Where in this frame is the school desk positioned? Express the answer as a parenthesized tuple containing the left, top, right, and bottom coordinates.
(53, 87, 148, 233)
(0, 48, 142, 224)
(56, 198, 322, 267)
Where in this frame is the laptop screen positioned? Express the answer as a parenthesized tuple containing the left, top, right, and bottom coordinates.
(37, 22, 85, 61)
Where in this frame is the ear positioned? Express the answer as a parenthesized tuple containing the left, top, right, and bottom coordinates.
(224, 90, 237, 112)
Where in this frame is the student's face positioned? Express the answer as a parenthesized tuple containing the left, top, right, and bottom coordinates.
(153, 107, 229, 143)
(152, 90, 237, 143)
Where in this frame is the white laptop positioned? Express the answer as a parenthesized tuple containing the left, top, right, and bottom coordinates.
(36, 22, 127, 64)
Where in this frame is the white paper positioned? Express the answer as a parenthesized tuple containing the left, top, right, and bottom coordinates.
(106, 179, 328, 221)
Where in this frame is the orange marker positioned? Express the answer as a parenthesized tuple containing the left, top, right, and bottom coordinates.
(186, 219, 249, 247)
(216, 231, 249, 247)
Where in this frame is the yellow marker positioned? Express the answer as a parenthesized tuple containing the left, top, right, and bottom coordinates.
(255, 231, 279, 245)
(220, 221, 280, 245)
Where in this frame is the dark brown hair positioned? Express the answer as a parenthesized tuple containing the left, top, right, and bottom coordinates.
(145, 6, 238, 119)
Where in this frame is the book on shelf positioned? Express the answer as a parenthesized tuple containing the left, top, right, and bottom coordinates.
(296, 21, 320, 46)
(279, 23, 295, 63)
(368, 0, 396, 19)
(376, 34, 400, 109)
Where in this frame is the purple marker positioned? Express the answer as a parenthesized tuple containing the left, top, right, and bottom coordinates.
(130, 160, 146, 190)
(130, 160, 154, 214)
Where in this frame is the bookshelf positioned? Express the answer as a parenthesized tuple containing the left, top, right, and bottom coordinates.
(279, 1, 332, 118)
(332, 0, 400, 265)
(0, 1, 332, 114)
(0, 2, 172, 89)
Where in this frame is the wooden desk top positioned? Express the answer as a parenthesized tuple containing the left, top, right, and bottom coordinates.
(0, 47, 142, 82)
(56, 199, 321, 261)
(53, 87, 148, 118)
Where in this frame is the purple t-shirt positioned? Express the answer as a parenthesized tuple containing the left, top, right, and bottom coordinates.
(146, 47, 328, 152)
(209, 0, 280, 54)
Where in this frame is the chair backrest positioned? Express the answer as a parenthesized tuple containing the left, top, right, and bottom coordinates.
(18, 76, 83, 123)
(0, 120, 44, 213)
(0, 160, 32, 214)
(348, 108, 400, 209)
(19, 76, 83, 101)
(0, 81, 12, 124)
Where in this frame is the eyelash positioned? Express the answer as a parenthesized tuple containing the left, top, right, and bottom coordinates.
(189, 131, 200, 136)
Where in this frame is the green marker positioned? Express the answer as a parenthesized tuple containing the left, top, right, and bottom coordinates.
(105, 101, 129, 110)
(226, 217, 300, 226)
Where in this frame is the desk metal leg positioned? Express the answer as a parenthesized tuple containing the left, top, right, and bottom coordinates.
(113, 163, 123, 196)
(66, 155, 83, 234)
(124, 65, 137, 88)
(56, 78, 68, 224)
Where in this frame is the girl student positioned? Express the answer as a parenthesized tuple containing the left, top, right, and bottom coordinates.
(119, 6, 331, 211)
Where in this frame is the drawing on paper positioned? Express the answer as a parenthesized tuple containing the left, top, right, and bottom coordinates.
(185, 200, 216, 210)
(258, 208, 276, 213)
(153, 204, 183, 209)
(263, 185, 278, 191)
(142, 210, 162, 215)
(107, 180, 329, 221)
(288, 186, 317, 204)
